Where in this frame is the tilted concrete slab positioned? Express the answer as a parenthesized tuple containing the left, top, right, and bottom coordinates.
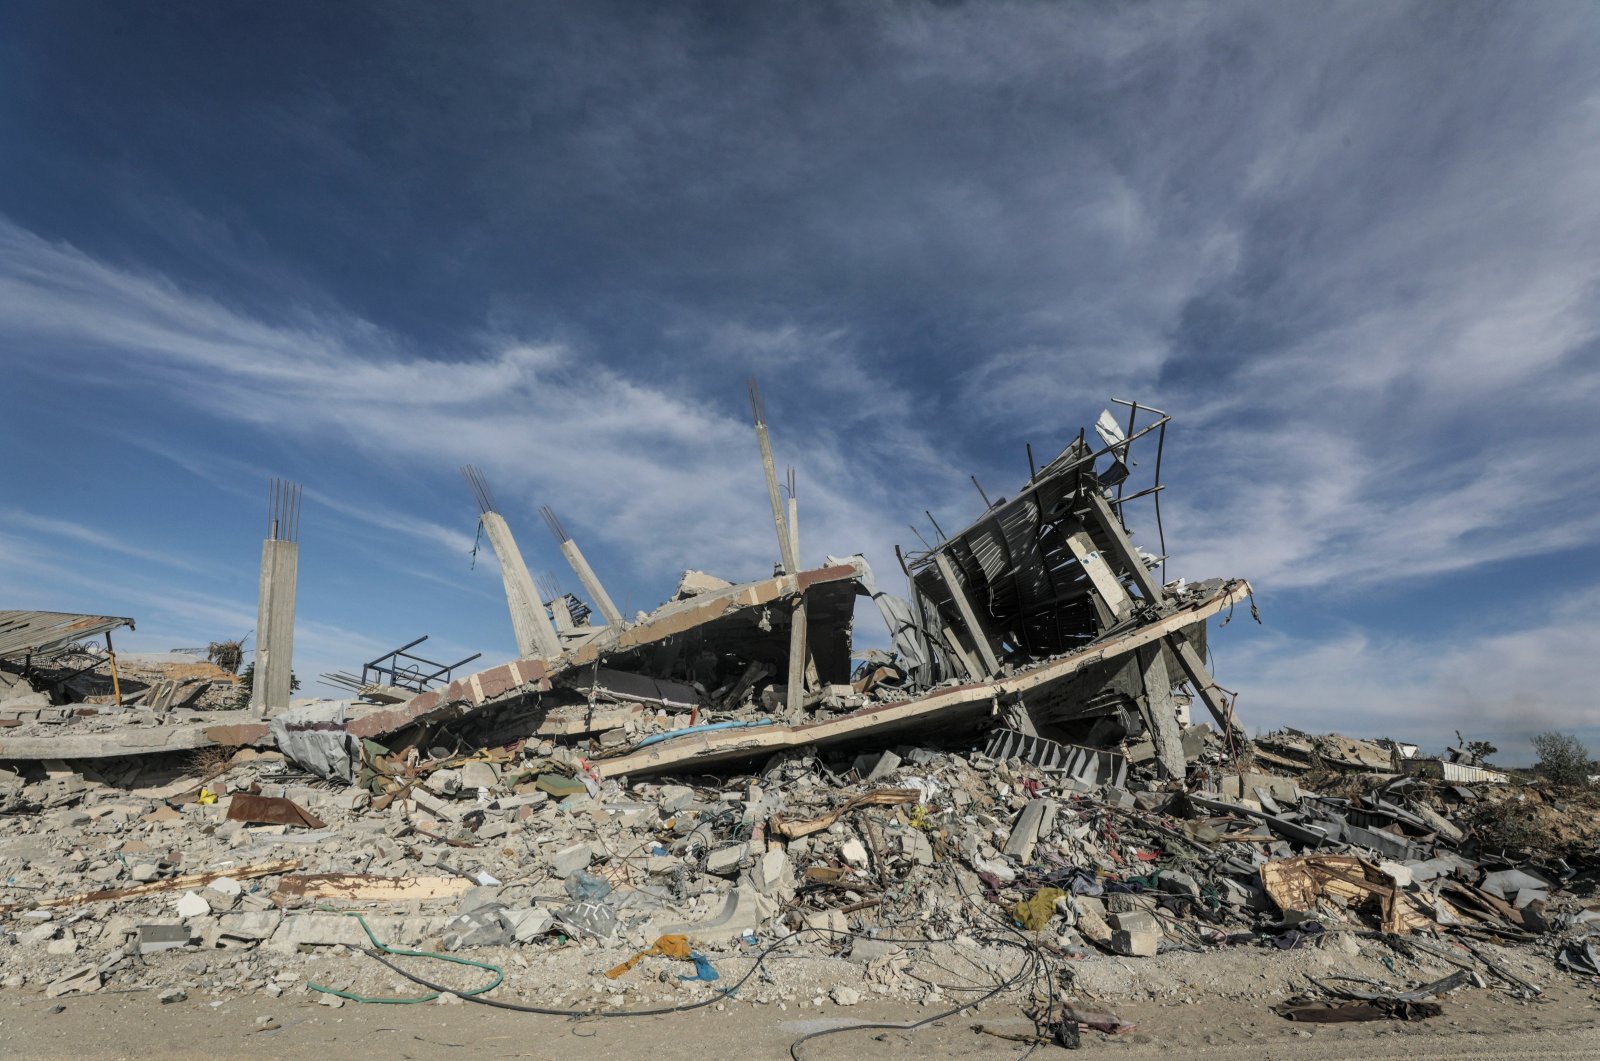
(343, 561, 865, 743)
(593, 580, 1251, 778)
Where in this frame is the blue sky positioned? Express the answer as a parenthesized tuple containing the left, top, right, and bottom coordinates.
(2, 2, 1598, 763)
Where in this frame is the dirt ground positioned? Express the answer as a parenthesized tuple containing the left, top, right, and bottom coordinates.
(3, 972, 1598, 1060)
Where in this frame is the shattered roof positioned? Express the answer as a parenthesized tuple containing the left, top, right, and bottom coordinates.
(0, 610, 136, 663)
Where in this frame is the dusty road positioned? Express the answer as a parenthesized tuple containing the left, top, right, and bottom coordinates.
(3, 978, 1598, 1060)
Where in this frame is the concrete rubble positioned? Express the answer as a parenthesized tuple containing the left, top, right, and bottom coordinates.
(3, 395, 1598, 1045)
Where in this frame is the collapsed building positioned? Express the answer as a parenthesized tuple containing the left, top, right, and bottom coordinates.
(3, 392, 1593, 1045)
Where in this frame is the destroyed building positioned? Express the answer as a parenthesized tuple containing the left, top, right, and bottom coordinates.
(1, 392, 1595, 1048)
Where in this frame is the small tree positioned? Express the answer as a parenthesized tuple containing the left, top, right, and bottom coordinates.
(1531, 731, 1591, 787)
(1466, 740, 1498, 764)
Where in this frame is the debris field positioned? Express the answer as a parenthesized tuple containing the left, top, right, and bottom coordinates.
(2, 393, 1597, 1053)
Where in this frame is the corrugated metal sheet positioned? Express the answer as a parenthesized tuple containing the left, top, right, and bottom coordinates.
(0, 610, 136, 662)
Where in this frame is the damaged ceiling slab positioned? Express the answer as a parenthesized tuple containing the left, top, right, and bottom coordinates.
(0, 610, 135, 664)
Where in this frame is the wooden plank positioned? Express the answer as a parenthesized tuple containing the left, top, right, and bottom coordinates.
(3, 859, 299, 912)
(274, 873, 473, 902)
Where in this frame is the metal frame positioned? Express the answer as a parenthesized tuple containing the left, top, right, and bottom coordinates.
(359, 635, 482, 693)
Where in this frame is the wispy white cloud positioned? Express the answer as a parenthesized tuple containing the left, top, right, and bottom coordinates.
(0, 219, 925, 599)
(0, 509, 215, 574)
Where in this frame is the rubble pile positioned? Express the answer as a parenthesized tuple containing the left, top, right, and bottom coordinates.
(2, 398, 1593, 1045)
(0, 725, 1594, 1039)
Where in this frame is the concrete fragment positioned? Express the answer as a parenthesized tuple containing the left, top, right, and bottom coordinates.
(1108, 911, 1162, 957)
(1003, 798, 1054, 863)
(660, 885, 775, 941)
(217, 912, 281, 942)
(136, 923, 192, 954)
(900, 829, 934, 866)
(706, 843, 749, 876)
(657, 785, 695, 815)
(175, 890, 211, 918)
(504, 906, 555, 942)
(750, 849, 791, 897)
(852, 750, 901, 783)
(1074, 897, 1113, 945)
(549, 843, 592, 878)
(45, 965, 101, 998)
(1158, 869, 1201, 899)
(804, 909, 848, 938)
(459, 760, 498, 790)
(838, 839, 869, 867)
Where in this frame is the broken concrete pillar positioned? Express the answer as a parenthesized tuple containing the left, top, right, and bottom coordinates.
(557, 538, 624, 629)
(785, 487, 808, 715)
(1081, 490, 1167, 607)
(1166, 631, 1245, 740)
(462, 467, 562, 660)
(1063, 522, 1134, 626)
(480, 512, 562, 659)
(933, 552, 1001, 677)
(748, 379, 798, 574)
(1137, 644, 1186, 780)
(252, 479, 299, 717)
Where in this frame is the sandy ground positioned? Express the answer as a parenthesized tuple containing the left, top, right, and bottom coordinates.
(3, 974, 1597, 1061)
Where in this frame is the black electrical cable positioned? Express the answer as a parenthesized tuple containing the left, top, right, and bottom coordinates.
(359, 925, 961, 1019)
(788, 862, 1064, 1060)
(356, 848, 1065, 1058)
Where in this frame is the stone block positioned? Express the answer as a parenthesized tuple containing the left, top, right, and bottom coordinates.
(549, 842, 592, 878)
(706, 843, 749, 876)
(217, 912, 281, 942)
(838, 839, 868, 867)
(175, 890, 211, 918)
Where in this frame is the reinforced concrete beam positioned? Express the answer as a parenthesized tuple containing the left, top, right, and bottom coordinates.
(934, 552, 1002, 677)
(1166, 631, 1244, 739)
(1063, 522, 1134, 626)
(1082, 490, 1167, 607)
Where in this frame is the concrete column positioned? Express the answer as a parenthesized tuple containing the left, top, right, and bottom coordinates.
(1063, 521, 1133, 627)
(480, 512, 562, 660)
(252, 479, 301, 718)
(785, 493, 808, 713)
(558, 538, 625, 629)
(1137, 643, 1186, 779)
(934, 552, 1001, 677)
(1082, 491, 1166, 606)
(1166, 632, 1245, 740)
(749, 380, 797, 574)
(548, 591, 575, 632)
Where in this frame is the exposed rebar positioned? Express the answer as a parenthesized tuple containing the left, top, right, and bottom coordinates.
(461, 465, 498, 515)
(266, 478, 302, 542)
(540, 505, 570, 544)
